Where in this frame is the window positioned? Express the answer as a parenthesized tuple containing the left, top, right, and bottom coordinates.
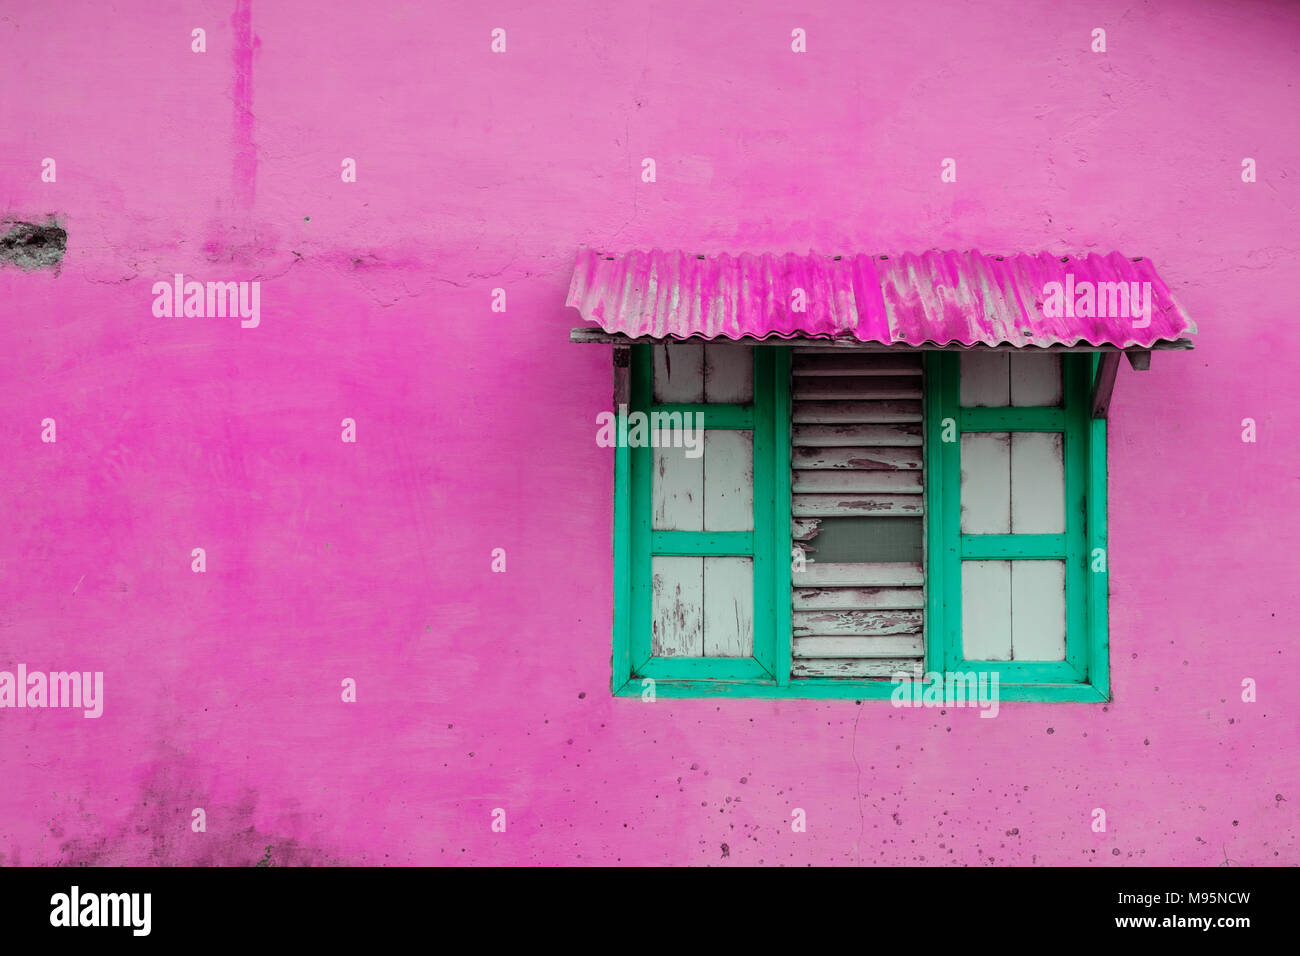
(611, 342, 1109, 701)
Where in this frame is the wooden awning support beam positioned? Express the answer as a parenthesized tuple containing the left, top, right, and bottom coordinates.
(1090, 352, 1122, 419)
(1125, 348, 1152, 370)
(612, 345, 631, 405)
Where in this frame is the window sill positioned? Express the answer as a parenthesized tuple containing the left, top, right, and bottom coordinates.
(613, 678, 1110, 703)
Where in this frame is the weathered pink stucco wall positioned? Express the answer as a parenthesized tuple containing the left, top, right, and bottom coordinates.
(1, 0, 1296, 865)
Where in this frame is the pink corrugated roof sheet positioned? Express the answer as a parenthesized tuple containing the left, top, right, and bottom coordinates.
(566, 249, 1197, 348)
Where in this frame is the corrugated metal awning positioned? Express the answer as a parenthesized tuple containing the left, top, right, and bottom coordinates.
(566, 248, 1196, 349)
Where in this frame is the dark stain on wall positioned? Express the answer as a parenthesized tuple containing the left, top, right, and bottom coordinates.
(47, 754, 346, 866)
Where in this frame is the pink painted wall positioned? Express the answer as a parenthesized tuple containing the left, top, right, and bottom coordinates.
(1, 0, 1296, 866)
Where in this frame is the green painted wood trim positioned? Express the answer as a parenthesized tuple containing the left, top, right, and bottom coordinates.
(960, 534, 1067, 558)
(770, 347, 794, 686)
(1086, 353, 1111, 699)
(650, 531, 754, 556)
(750, 347, 778, 677)
(943, 660, 1086, 683)
(1062, 355, 1089, 677)
(635, 657, 772, 681)
(628, 345, 654, 668)
(923, 353, 948, 676)
(651, 403, 752, 429)
(938, 353, 964, 675)
(612, 416, 632, 692)
(959, 407, 1066, 431)
(613, 677, 1109, 702)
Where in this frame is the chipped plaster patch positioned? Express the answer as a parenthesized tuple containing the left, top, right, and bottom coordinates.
(0, 218, 67, 271)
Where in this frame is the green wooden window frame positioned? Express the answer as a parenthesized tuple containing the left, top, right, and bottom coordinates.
(926, 352, 1110, 703)
(615, 345, 792, 686)
(611, 345, 1109, 702)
